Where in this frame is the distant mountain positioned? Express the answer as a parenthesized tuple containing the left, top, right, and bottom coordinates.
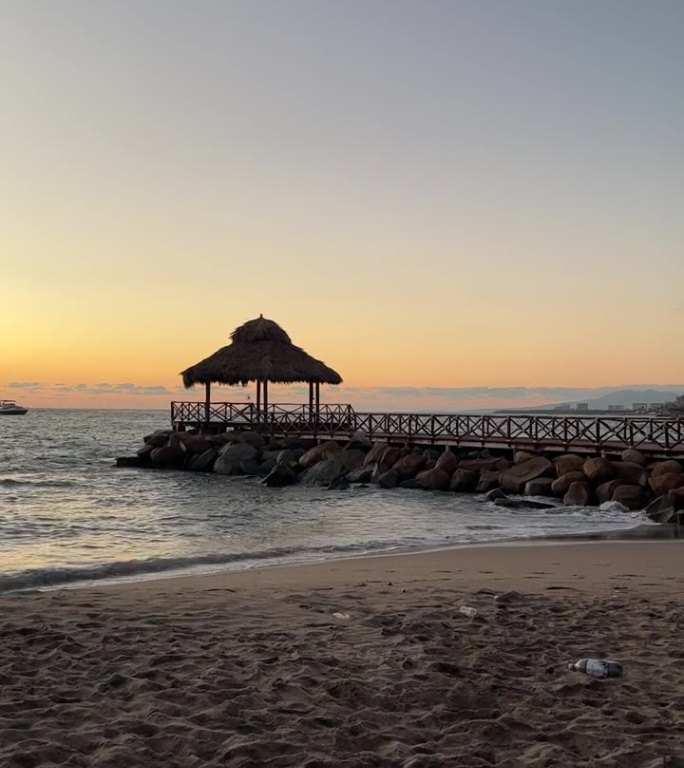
(581, 389, 682, 409)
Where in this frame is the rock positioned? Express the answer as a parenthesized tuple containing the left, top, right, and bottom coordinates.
(328, 475, 350, 490)
(553, 454, 585, 476)
(382, 446, 408, 467)
(476, 470, 500, 493)
(214, 443, 259, 475)
(334, 449, 366, 471)
(299, 440, 342, 468)
(563, 481, 592, 506)
(422, 448, 441, 463)
(299, 460, 349, 487)
(392, 453, 426, 480)
(459, 458, 504, 472)
(363, 443, 392, 466)
(494, 497, 557, 511)
(449, 468, 479, 492)
(499, 457, 554, 494)
(551, 471, 587, 495)
(377, 469, 399, 489)
(514, 450, 537, 465)
(186, 448, 218, 472)
(115, 456, 147, 468)
(583, 457, 614, 482)
(484, 488, 507, 502)
(149, 445, 185, 467)
(644, 495, 679, 524)
(239, 458, 262, 475)
(257, 459, 276, 476)
(621, 448, 646, 465)
(262, 463, 298, 487)
(143, 429, 173, 447)
(596, 480, 623, 504)
(136, 443, 154, 460)
(523, 477, 554, 497)
(434, 450, 459, 476)
(650, 460, 683, 477)
(345, 431, 372, 452)
(612, 461, 647, 486)
(399, 478, 422, 489)
(611, 484, 644, 511)
(649, 472, 684, 496)
(348, 465, 375, 483)
(228, 430, 265, 449)
(415, 468, 451, 491)
(667, 486, 684, 510)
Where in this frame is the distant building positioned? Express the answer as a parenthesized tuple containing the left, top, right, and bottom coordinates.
(632, 402, 649, 412)
(575, 402, 589, 412)
(607, 404, 625, 412)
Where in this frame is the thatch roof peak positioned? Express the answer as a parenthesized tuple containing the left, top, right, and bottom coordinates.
(181, 316, 342, 388)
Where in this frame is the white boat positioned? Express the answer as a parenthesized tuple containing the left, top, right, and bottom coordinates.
(0, 400, 28, 415)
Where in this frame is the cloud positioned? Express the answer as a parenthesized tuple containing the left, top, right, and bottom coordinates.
(7, 381, 171, 396)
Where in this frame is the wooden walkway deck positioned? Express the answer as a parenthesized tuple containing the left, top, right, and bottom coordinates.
(170, 401, 684, 457)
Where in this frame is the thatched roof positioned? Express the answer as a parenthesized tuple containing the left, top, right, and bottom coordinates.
(181, 316, 343, 388)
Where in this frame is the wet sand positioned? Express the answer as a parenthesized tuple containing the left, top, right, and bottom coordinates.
(1, 539, 682, 767)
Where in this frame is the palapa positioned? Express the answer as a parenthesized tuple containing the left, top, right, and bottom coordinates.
(181, 315, 342, 416)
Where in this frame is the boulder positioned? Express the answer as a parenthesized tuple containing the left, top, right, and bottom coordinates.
(399, 478, 422, 489)
(460, 458, 504, 472)
(345, 431, 372, 452)
(382, 446, 408, 467)
(257, 459, 277, 476)
(612, 461, 648, 487)
(644, 495, 676, 524)
(423, 448, 441, 463)
(449, 468, 479, 492)
(621, 448, 646, 466)
(149, 445, 185, 467)
(514, 450, 538, 465)
(484, 488, 507, 502)
(551, 471, 586, 495)
(348, 465, 375, 484)
(334, 449, 366, 471)
(115, 456, 147, 468)
(239, 458, 262, 475)
(176, 433, 212, 454)
(136, 443, 155, 460)
(667, 486, 684, 510)
(377, 469, 399, 489)
(214, 443, 259, 475)
(228, 430, 265, 449)
(554, 454, 585, 477)
(523, 477, 554, 497)
(434, 450, 459, 476)
(186, 448, 218, 472)
(392, 453, 426, 480)
(583, 457, 614, 482)
(499, 457, 554, 494)
(299, 460, 349, 487)
(476, 469, 500, 493)
(650, 460, 683, 478)
(363, 442, 392, 466)
(611, 484, 644, 511)
(144, 429, 173, 447)
(596, 480, 622, 504)
(494, 497, 557, 511)
(299, 440, 341, 469)
(262, 464, 298, 487)
(415, 468, 451, 491)
(649, 472, 684, 496)
(563, 481, 592, 507)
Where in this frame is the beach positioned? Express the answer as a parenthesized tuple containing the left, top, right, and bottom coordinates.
(1, 539, 682, 768)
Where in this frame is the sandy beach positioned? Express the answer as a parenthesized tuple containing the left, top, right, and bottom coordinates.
(1, 539, 682, 768)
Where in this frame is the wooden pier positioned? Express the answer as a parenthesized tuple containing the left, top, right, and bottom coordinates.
(171, 401, 684, 458)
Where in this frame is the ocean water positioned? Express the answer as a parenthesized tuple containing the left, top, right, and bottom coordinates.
(0, 409, 649, 593)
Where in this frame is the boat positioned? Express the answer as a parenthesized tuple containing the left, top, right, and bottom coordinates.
(0, 400, 28, 415)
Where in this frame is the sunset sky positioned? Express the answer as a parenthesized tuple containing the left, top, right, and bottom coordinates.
(3, 0, 683, 410)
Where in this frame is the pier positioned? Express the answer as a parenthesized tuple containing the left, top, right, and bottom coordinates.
(171, 401, 684, 458)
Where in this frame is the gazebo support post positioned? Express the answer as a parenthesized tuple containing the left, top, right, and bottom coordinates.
(256, 379, 261, 421)
(263, 380, 269, 419)
(308, 382, 314, 419)
(315, 382, 320, 417)
(204, 382, 211, 424)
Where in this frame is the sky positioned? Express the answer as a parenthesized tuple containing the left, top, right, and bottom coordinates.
(3, 0, 683, 410)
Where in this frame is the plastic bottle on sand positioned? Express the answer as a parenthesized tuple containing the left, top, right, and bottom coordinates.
(458, 605, 478, 618)
(568, 658, 623, 678)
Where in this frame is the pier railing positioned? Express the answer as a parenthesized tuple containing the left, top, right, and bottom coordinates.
(170, 401, 684, 456)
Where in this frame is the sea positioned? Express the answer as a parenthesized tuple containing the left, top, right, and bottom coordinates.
(0, 409, 651, 594)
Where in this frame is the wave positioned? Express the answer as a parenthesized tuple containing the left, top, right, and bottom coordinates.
(0, 540, 410, 594)
(0, 477, 79, 488)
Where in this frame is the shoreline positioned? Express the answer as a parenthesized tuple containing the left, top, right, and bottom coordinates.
(3, 519, 679, 596)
